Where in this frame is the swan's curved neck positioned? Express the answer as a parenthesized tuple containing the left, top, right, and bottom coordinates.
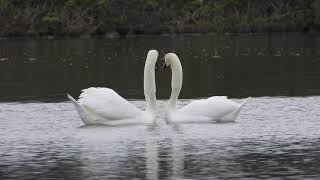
(144, 59, 157, 113)
(168, 58, 183, 111)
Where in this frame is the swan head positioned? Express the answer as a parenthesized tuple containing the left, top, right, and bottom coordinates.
(146, 49, 159, 69)
(162, 53, 179, 70)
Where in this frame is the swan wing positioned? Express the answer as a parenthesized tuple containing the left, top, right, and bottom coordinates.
(78, 87, 142, 120)
(178, 96, 243, 120)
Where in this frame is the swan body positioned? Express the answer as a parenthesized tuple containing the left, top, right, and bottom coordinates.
(68, 50, 158, 125)
(163, 53, 248, 123)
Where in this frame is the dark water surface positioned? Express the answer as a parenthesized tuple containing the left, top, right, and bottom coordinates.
(1, 33, 320, 100)
(1, 34, 320, 179)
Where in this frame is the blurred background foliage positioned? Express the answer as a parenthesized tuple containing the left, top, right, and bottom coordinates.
(0, 0, 319, 36)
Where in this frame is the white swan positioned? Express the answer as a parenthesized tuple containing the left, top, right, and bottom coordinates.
(67, 50, 159, 125)
(162, 53, 248, 123)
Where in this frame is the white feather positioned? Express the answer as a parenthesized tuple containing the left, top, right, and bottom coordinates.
(68, 50, 159, 125)
(164, 53, 248, 123)
(78, 87, 142, 120)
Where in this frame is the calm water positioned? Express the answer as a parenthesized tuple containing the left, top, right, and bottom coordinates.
(1, 33, 320, 100)
(1, 34, 320, 179)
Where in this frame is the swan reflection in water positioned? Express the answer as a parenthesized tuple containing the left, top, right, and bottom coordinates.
(170, 125, 185, 178)
(77, 123, 186, 179)
(145, 126, 159, 180)
(145, 125, 185, 179)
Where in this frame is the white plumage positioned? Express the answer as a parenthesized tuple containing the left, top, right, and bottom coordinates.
(68, 50, 159, 125)
(163, 53, 248, 123)
(78, 87, 142, 120)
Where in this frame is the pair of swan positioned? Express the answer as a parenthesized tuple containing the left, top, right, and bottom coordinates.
(68, 50, 248, 125)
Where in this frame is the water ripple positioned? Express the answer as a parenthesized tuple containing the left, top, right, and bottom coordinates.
(1, 96, 320, 179)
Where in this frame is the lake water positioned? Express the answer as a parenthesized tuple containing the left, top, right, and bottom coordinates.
(1, 34, 320, 179)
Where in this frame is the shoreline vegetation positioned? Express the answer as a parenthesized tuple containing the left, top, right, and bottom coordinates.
(1, 0, 320, 38)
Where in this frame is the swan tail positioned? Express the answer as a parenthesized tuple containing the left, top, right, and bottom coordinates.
(67, 94, 90, 124)
(234, 97, 250, 116)
(221, 97, 250, 122)
(239, 97, 250, 108)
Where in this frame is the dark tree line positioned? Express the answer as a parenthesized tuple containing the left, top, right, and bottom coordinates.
(0, 0, 320, 37)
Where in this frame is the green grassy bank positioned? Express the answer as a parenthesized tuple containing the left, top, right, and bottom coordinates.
(1, 0, 320, 37)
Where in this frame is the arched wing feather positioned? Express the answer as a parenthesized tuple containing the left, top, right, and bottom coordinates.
(178, 96, 239, 119)
(78, 87, 142, 120)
